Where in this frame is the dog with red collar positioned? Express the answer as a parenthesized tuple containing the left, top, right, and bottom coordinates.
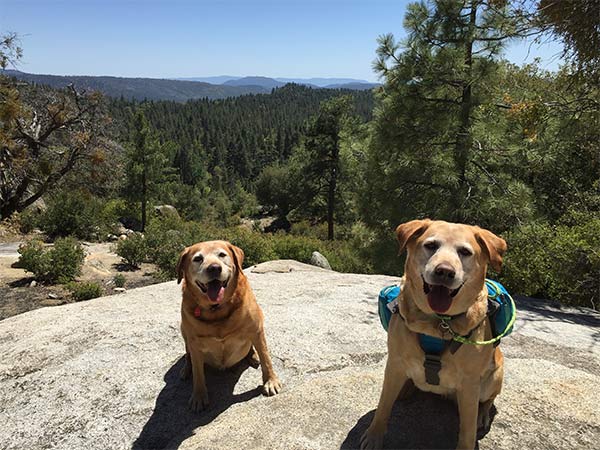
(177, 240, 281, 412)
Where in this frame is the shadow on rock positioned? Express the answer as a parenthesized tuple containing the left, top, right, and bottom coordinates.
(8, 277, 35, 288)
(112, 262, 140, 273)
(132, 356, 262, 450)
(341, 390, 496, 450)
(514, 295, 600, 329)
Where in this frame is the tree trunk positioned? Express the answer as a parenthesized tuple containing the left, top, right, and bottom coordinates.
(452, 0, 477, 221)
(327, 166, 336, 240)
(327, 136, 339, 241)
(141, 163, 147, 232)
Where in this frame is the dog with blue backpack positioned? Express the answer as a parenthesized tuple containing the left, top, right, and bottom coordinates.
(361, 219, 516, 450)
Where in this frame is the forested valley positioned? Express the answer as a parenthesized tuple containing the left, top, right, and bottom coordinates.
(1, 0, 598, 309)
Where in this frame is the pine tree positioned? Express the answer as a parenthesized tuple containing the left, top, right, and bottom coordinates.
(304, 96, 354, 240)
(363, 0, 534, 230)
(123, 108, 167, 231)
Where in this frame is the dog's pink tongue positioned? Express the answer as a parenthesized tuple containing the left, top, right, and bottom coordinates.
(427, 285, 453, 313)
(206, 281, 224, 303)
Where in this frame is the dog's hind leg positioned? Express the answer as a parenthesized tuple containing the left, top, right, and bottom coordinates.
(477, 398, 495, 438)
(397, 377, 416, 401)
(245, 346, 260, 369)
(180, 335, 192, 380)
(478, 347, 503, 437)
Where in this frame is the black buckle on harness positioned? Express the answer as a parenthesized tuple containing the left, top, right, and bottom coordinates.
(423, 353, 442, 385)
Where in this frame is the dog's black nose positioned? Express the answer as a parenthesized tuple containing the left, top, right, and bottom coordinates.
(434, 263, 455, 280)
(206, 263, 222, 277)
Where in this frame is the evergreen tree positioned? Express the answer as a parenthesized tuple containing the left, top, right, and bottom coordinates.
(302, 96, 355, 240)
(123, 109, 167, 231)
(173, 141, 208, 186)
(362, 0, 534, 231)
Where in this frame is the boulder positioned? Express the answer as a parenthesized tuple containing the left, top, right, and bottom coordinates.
(239, 217, 278, 233)
(29, 198, 47, 214)
(310, 251, 332, 270)
(154, 205, 180, 219)
(0, 260, 598, 450)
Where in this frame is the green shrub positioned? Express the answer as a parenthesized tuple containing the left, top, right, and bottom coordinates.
(39, 190, 115, 240)
(501, 217, 600, 309)
(156, 182, 210, 222)
(17, 240, 49, 277)
(323, 241, 373, 274)
(271, 233, 318, 263)
(140, 216, 375, 279)
(67, 281, 104, 301)
(223, 228, 276, 267)
(114, 233, 147, 267)
(103, 198, 136, 224)
(152, 230, 191, 280)
(113, 273, 126, 288)
(18, 237, 85, 283)
(51, 238, 87, 283)
(17, 209, 41, 233)
(144, 217, 198, 278)
(289, 220, 328, 240)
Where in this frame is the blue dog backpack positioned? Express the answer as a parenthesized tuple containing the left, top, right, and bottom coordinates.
(484, 279, 515, 338)
(377, 279, 515, 340)
(378, 284, 401, 332)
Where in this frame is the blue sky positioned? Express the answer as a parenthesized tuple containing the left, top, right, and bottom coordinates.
(1, 0, 564, 82)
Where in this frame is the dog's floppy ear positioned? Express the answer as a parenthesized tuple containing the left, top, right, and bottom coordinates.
(474, 228, 507, 272)
(176, 247, 189, 284)
(395, 219, 432, 254)
(228, 243, 245, 273)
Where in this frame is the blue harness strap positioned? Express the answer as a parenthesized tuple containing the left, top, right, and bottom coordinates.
(419, 334, 448, 385)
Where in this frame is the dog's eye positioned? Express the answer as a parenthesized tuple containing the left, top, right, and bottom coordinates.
(458, 247, 473, 257)
(218, 252, 227, 258)
(192, 255, 204, 263)
(424, 241, 439, 251)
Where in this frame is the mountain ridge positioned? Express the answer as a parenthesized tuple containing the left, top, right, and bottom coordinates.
(1, 69, 270, 101)
(176, 75, 375, 87)
(1, 70, 378, 102)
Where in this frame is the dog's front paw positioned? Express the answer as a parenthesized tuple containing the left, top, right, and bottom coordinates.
(360, 427, 384, 450)
(262, 377, 282, 396)
(188, 391, 209, 412)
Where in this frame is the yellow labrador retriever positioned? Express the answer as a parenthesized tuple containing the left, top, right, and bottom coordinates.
(177, 240, 281, 412)
(361, 219, 507, 450)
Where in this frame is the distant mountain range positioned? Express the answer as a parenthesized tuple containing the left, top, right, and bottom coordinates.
(1, 70, 378, 102)
(177, 75, 377, 88)
(223, 76, 287, 89)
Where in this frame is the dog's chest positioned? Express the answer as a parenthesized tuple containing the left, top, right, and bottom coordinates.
(395, 323, 460, 394)
(199, 335, 252, 370)
(405, 353, 460, 395)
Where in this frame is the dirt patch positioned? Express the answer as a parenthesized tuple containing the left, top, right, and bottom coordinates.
(0, 241, 164, 321)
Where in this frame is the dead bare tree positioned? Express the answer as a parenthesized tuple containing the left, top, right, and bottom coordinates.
(0, 79, 110, 219)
